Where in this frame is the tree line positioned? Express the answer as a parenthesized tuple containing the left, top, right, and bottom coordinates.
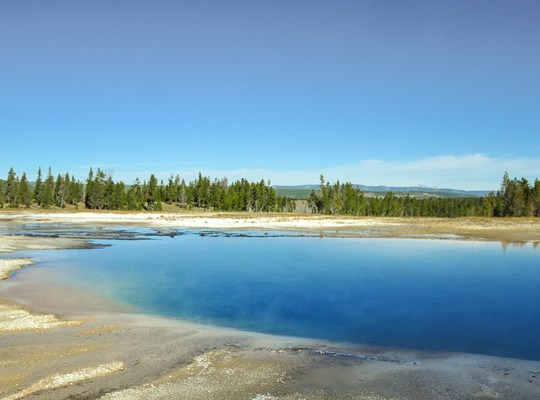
(0, 167, 84, 209)
(0, 167, 295, 212)
(307, 173, 540, 217)
(2, 168, 539, 217)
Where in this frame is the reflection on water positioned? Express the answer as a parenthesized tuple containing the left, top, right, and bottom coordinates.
(6, 229, 540, 361)
(500, 240, 540, 251)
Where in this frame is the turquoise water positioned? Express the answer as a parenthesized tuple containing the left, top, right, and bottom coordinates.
(21, 231, 540, 360)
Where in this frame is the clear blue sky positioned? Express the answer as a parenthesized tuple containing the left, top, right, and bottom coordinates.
(1, 0, 539, 190)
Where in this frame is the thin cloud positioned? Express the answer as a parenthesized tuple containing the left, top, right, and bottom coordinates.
(321, 155, 540, 190)
(57, 154, 540, 191)
(396, 154, 492, 171)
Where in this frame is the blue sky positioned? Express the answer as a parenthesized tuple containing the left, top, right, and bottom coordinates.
(1, 0, 539, 190)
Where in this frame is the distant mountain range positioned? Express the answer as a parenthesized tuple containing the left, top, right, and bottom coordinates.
(0, 178, 490, 199)
(273, 184, 490, 199)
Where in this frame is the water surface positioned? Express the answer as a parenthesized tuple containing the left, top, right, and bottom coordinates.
(11, 230, 540, 360)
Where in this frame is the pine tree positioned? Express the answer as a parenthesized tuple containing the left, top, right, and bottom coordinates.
(481, 192, 496, 217)
(498, 171, 511, 216)
(96, 169, 107, 209)
(127, 178, 144, 210)
(113, 182, 127, 210)
(6, 168, 18, 207)
(164, 176, 175, 204)
(179, 179, 187, 207)
(193, 173, 210, 209)
(509, 178, 525, 216)
(174, 175, 182, 205)
(0, 180, 5, 208)
(84, 168, 106, 209)
(18, 172, 32, 208)
(103, 176, 112, 209)
(41, 168, 55, 208)
(54, 174, 67, 208)
(63, 173, 71, 204)
(85, 168, 95, 209)
(146, 174, 159, 210)
(68, 175, 83, 205)
(34, 167, 43, 205)
(307, 190, 321, 213)
(532, 179, 540, 217)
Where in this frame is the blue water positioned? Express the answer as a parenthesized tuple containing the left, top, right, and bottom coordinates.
(23, 232, 540, 360)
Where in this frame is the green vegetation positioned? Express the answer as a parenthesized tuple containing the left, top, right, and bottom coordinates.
(273, 185, 487, 199)
(307, 173, 540, 217)
(0, 167, 295, 212)
(1, 168, 538, 217)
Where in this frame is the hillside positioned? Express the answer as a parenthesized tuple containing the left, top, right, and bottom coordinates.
(273, 184, 490, 199)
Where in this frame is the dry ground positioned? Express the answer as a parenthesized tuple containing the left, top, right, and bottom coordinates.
(1, 211, 539, 399)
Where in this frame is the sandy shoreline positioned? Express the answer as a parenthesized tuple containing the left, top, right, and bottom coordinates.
(3, 209, 540, 243)
(0, 258, 34, 280)
(1, 211, 540, 399)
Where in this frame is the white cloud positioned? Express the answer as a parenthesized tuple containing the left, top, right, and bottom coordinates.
(70, 154, 540, 191)
(318, 154, 540, 190)
(396, 154, 492, 171)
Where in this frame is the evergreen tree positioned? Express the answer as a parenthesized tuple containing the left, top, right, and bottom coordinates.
(193, 173, 210, 209)
(126, 178, 144, 210)
(85, 167, 95, 209)
(164, 176, 176, 204)
(34, 167, 43, 205)
(481, 192, 496, 217)
(18, 172, 32, 208)
(497, 171, 511, 216)
(509, 178, 525, 216)
(178, 178, 187, 207)
(85, 168, 107, 209)
(103, 176, 115, 209)
(146, 174, 160, 210)
(1, 166, 536, 217)
(308, 190, 321, 213)
(319, 175, 330, 214)
(0, 180, 5, 208)
(54, 174, 67, 208)
(41, 168, 55, 208)
(113, 182, 127, 210)
(534, 179, 540, 217)
(95, 169, 107, 209)
(5, 168, 18, 207)
(67, 175, 83, 205)
(172, 175, 181, 205)
(63, 174, 72, 205)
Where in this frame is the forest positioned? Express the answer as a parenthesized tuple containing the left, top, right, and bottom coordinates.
(0, 168, 539, 218)
(307, 173, 540, 217)
(0, 167, 295, 212)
